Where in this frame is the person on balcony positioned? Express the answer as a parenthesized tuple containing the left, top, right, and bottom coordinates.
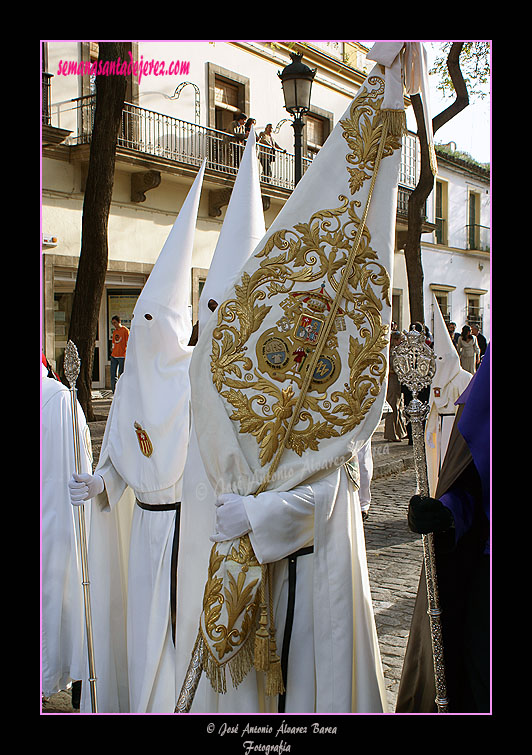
(228, 113, 247, 167)
(258, 123, 285, 183)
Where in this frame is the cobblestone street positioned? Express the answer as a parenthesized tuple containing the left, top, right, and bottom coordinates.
(364, 467, 422, 711)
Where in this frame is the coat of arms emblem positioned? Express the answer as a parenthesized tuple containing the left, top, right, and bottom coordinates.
(256, 284, 343, 392)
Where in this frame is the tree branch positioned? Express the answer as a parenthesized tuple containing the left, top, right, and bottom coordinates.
(432, 43, 469, 135)
(403, 42, 470, 325)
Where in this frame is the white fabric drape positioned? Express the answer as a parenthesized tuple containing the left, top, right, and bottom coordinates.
(42, 367, 92, 697)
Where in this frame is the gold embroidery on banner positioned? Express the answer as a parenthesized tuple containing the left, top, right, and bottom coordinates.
(341, 76, 403, 193)
(191, 74, 403, 700)
(209, 76, 396, 465)
(203, 537, 260, 663)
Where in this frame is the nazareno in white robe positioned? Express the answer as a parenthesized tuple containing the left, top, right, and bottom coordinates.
(85, 390, 183, 714)
(79, 162, 205, 714)
(175, 456, 387, 713)
(41, 365, 92, 697)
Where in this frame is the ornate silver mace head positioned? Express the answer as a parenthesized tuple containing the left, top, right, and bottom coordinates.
(391, 329, 436, 400)
(64, 339, 81, 390)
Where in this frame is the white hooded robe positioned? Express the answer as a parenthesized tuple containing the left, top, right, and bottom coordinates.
(41, 364, 92, 698)
(175, 131, 267, 710)
(426, 294, 472, 495)
(81, 161, 206, 713)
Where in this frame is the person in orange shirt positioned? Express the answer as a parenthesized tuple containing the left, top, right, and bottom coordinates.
(110, 315, 129, 393)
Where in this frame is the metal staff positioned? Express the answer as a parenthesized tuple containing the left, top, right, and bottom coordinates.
(64, 340, 98, 713)
(392, 329, 448, 713)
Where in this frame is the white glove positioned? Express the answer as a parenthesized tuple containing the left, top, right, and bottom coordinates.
(68, 473, 104, 506)
(210, 493, 251, 543)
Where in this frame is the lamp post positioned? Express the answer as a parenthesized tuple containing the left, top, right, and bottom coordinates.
(278, 51, 316, 186)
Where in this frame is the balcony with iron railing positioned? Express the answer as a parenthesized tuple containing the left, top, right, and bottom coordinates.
(42, 73, 53, 126)
(466, 224, 490, 252)
(50, 95, 311, 191)
(45, 92, 422, 204)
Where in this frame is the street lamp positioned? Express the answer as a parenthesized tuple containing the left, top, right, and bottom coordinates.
(278, 51, 316, 185)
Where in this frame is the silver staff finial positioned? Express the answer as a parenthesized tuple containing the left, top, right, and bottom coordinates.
(391, 329, 435, 399)
(64, 340, 81, 389)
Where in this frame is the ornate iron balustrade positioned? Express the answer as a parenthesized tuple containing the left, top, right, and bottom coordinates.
(50, 96, 419, 199)
(68, 96, 309, 190)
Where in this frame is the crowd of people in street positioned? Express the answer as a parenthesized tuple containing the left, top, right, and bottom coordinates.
(384, 319, 488, 446)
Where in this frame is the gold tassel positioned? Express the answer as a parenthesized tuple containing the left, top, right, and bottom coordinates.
(254, 565, 270, 672)
(228, 631, 256, 690)
(265, 638, 285, 696)
(380, 108, 407, 138)
(264, 563, 285, 696)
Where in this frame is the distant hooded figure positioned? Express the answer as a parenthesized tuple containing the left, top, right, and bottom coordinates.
(425, 294, 472, 496)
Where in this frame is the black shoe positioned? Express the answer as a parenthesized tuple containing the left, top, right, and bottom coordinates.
(362, 510, 369, 522)
(71, 680, 81, 709)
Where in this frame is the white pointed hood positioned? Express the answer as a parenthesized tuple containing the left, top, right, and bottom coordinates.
(106, 160, 206, 494)
(431, 293, 471, 410)
(198, 129, 266, 334)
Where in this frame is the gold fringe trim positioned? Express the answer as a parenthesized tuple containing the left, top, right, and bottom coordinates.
(199, 560, 286, 696)
(380, 108, 407, 138)
(199, 626, 257, 695)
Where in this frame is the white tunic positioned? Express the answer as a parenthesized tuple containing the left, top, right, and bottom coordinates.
(86, 390, 181, 713)
(41, 367, 92, 697)
(176, 458, 387, 713)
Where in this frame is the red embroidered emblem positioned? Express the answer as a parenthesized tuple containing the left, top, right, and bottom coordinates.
(134, 422, 153, 458)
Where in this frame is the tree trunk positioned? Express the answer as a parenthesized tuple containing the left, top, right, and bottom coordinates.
(403, 42, 469, 326)
(66, 42, 127, 421)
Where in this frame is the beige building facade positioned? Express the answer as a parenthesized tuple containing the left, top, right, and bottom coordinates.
(41, 40, 490, 388)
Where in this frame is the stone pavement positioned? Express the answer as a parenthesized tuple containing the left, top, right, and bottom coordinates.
(43, 396, 422, 714)
(364, 467, 422, 711)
